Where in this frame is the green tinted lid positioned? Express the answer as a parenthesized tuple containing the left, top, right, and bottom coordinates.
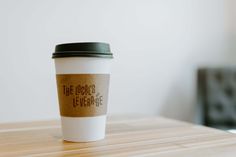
(52, 42, 113, 58)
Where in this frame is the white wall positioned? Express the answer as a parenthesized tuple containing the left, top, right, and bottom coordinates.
(0, 0, 235, 123)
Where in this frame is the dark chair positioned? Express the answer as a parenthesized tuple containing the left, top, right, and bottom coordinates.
(197, 68, 236, 129)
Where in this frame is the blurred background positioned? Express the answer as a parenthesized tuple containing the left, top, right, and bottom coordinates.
(0, 0, 236, 130)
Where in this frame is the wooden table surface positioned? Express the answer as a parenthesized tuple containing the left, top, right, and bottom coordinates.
(1, 116, 236, 157)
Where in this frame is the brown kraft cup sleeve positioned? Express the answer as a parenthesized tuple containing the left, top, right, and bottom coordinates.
(56, 74, 110, 117)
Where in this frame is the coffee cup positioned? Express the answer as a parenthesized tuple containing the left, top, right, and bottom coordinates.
(52, 42, 113, 142)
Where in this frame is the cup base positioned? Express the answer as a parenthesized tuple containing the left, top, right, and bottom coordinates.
(63, 135, 105, 143)
(61, 115, 106, 142)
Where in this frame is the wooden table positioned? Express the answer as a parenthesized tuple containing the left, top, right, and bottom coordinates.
(1, 116, 236, 157)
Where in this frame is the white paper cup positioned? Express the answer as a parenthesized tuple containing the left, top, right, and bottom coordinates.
(52, 42, 113, 142)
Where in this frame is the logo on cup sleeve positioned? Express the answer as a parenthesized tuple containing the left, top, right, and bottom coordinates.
(56, 74, 109, 117)
(62, 84, 103, 107)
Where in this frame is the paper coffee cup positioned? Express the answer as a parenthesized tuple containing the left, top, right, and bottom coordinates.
(52, 42, 113, 142)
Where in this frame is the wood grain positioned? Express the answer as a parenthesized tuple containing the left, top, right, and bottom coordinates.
(0, 116, 236, 157)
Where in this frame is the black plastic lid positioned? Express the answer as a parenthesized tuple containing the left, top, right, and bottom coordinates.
(52, 42, 113, 58)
